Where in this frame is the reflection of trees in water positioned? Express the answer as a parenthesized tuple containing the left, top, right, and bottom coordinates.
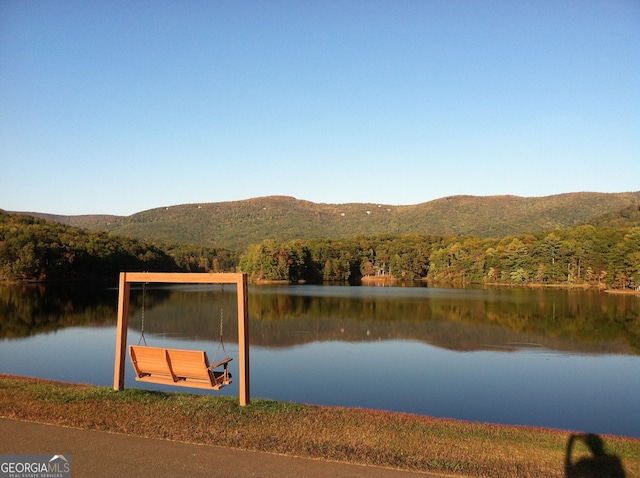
(246, 288, 639, 352)
(128, 287, 638, 353)
(2, 285, 638, 355)
(565, 433, 626, 478)
(0, 284, 117, 338)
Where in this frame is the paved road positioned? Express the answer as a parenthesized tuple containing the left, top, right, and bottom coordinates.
(1, 418, 452, 477)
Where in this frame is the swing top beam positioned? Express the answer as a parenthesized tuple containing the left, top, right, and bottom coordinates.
(113, 272, 250, 406)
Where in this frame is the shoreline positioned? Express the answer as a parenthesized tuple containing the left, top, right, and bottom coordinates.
(360, 275, 640, 294)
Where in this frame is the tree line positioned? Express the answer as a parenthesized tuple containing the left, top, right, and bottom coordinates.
(1, 211, 639, 290)
(238, 227, 640, 290)
(0, 212, 237, 282)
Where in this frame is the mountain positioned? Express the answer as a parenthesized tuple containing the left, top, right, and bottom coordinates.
(10, 192, 640, 250)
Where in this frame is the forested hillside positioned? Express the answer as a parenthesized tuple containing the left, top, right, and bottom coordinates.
(0, 212, 237, 282)
(589, 203, 640, 228)
(17, 192, 640, 250)
(4, 192, 640, 289)
(1, 210, 639, 290)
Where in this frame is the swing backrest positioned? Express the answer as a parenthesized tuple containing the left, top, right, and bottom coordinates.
(166, 349, 211, 382)
(130, 345, 176, 381)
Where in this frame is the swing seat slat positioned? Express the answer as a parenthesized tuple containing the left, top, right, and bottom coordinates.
(129, 345, 232, 390)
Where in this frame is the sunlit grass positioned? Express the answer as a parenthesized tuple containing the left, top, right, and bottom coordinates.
(1, 375, 638, 477)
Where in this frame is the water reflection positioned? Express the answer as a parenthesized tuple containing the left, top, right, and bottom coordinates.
(114, 284, 640, 355)
(1, 283, 638, 353)
(1, 283, 639, 438)
(0, 283, 118, 338)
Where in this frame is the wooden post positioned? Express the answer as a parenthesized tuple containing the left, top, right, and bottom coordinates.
(237, 273, 250, 406)
(112, 272, 250, 406)
(113, 272, 130, 390)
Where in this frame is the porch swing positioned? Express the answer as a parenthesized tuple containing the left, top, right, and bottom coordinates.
(128, 283, 233, 390)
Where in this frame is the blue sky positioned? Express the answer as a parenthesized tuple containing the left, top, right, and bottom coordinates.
(1, 1, 638, 216)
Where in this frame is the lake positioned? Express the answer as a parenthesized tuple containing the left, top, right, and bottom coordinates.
(1, 282, 638, 438)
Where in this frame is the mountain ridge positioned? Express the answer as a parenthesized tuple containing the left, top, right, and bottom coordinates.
(8, 191, 640, 250)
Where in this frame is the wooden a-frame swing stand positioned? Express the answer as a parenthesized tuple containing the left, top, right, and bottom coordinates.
(113, 272, 250, 406)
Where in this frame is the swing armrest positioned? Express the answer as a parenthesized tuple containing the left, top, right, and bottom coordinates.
(210, 357, 233, 369)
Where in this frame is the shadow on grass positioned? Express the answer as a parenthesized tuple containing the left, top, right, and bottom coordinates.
(565, 433, 626, 478)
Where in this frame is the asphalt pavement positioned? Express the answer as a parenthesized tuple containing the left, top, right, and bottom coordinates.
(1, 418, 452, 478)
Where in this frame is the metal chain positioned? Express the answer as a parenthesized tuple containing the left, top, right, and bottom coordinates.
(219, 284, 227, 356)
(213, 284, 227, 362)
(138, 283, 147, 345)
(219, 284, 224, 339)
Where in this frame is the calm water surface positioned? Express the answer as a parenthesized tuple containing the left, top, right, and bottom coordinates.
(1, 283, 638, 438)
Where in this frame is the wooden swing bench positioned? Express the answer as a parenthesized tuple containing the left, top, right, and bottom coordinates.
(129, 345, 232, 390)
